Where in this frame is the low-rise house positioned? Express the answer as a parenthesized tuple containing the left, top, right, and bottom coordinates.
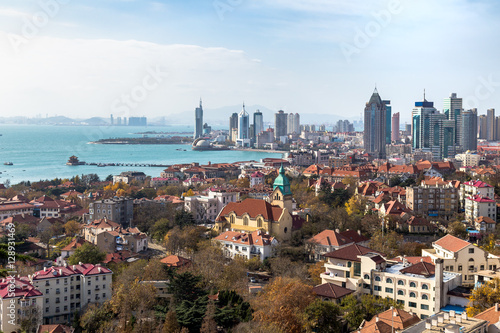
(250, 171, 265, 187)
(150, 177, 180, 187)
(399, 216, 433, 234)
(0, 202, 35, 221)
(308, 229, 354, 261)
(57, 238, 90, 265)
(475, 216, 496, 234)
(312, 282, 353, 304)
(357, 308, 420, 333)
(422, 234, 500, 287)
(31, 196, 77, 219)
(113, 171, 146, 184)
(184, 188, 238, 223)
(214, 230, 277, 261)
(0, 277, 43, 333)
(38, 324, 74, 333)
(474, 303, 500, 332)
(160, 255, 191, 269)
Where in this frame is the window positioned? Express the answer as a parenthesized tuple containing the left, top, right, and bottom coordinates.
(375, 276, 381, 282)
(409, 302, 417, 308)
(257, 218, 263, 228)
(386, 278, 393, 284)
(469, 265, 474, 271)
(374, 286, 382, 291)
(422, 284, 429, 290)
(364, 274, 370, 280)
(481, 265, 485, 270)
(385, 288, 393, 293)
(347, 261, 352, 268)
(397, 300, 405, 306)
(45, 307, 49, 313)
(284, 227, 288, 234)
(45, 298, 49, 304)
(103, 276, 106, 281)
(458, 265, 462, 271)
(398, 280, 404, 286)
(410, 282, 416, 288)
(422, 294, 428, 300)
(421, 304, 429, 310)
(410, 292, 416, 298)
(230, 215, 235, 224)
(346, 272, 350, 278)
(45, 289, 49, 294)
(469, 248, 474, 254)
(103, 293, 106, 298)
(243, 216, 249, 226)
(397, 290, 404, 296)
(87, 290, 91, 295)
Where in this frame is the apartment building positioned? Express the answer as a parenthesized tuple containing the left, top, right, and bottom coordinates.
(460, 180, 494, 209)
(30, 196, 76, 219)
(213, 229, 277, 261)
(82, 218, 148, 253)
(465, 195, 497, 222)
(184, 188, 238, 222)
(88, 197, 134, 226)
(405, 179, 458, 220)
(320, 244, 462, 319)
(0, 277, 43, 333)
(29, 264, 112, 325)
(421, 234, 500, 287)
(0, 202, 35, 221)
(113, 171, 146, 185)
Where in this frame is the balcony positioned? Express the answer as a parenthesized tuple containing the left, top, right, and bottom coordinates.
(320, 272, 347, 283)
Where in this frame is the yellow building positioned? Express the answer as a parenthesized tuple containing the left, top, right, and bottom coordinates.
(215, 166, 295, 241)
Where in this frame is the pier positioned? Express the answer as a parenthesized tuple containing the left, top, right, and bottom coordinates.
(81, 162, 170, 168)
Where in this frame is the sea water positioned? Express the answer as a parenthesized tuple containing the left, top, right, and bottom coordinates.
(0, 124, 282, 185)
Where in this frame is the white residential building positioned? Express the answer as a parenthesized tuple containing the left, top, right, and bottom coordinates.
(422, 234, 500, 287)
(29, 264, 112, 325)
(460, 180, 495, 209)
(465, 195, 497, 222)
(213, 230, 277, 261)
(184, 188, 238, 222)
(320, 244, 462, 319)
(0, 277, 43, 333)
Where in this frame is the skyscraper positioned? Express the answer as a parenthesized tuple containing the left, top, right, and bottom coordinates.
(294, 113, 300, 133)
(274, 110, 288, 140)
(363, 88, 387, 159)
(194, 99, 203, 139)
(253, 110, 263, 140)
(238, 103, 249, 140)
(461, 109, 478, 151)
(487, 108, 496, 141)
(443, 93, 463, 148)
(391, 112, 400, 141)
(412, 93, 437, 151)
(287, 113, 295, 134)
(479, 115, 487, 139)
(229, 112, 238, 142)
(383, 100, 392, 144)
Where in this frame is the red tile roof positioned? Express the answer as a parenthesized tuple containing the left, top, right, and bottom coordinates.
(214, 229, 275, 246)
(476, 216, 496, 224)
(464, 180, 493, 188)
(312, 283, 353, 299)
(468, 194, 495, 203)
(360, 308, 420, 331)
(324, 244, 385, 262)
(32, 264, 112, 280)
(308, 230, 353, 247)
(38, 324, 73, 333)
(0, 277, 42, 299)
(339, 230, 369, 244)
(475, 305, 500, 327)
(216, 198, 284, 222)
(160, 255, 192, 267)
(61, 238, 89, 251)
(434, 234, 471, 253)
(400, 261, 435, 277)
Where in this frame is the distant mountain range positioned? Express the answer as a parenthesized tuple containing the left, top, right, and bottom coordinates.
(0, 104, 360, 127)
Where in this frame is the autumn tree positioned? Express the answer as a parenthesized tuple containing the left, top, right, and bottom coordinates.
(345, 196, 366, 216)
(369, 230, 403, 258)
(252, 277, 315, 333)
(466, 277, 500, 316)
(64, 220, 82, 236)
(67, 243, 106, 265)
(341, 294, 402, 330)
(200, 301, 218, 333)
(448, 220, 468, 239)
(303, 299, 342, 333)
(308, 261, 325, 285)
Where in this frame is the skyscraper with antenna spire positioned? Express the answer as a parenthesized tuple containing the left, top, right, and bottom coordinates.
(194, 98, 203, 139)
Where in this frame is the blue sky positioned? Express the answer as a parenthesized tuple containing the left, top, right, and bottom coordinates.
(0, 0, 499, 123)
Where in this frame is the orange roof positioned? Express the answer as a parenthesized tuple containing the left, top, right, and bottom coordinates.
(475, 305, 500, 326)
(160, 255, 191, 267)
(476, 216, 496, 224)
(400, 261, 435, 277)
(216, 198, 283, 222)
(308, 230, 353, 247)
(303, 164, 323, 175)
(214, 229, 275, 246)
(61, 238, 89, 251)
(434, 234, 471, 253)
(38, 324, 73, 333)
(360, 308, 420, 332)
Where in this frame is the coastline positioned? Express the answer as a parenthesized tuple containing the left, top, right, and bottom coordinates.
(232, 148, 285, 154)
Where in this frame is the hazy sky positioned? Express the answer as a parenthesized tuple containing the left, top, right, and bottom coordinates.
(0, 0, 499, 123)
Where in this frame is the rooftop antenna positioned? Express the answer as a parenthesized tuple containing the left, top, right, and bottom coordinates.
(423, 89, 426, 101)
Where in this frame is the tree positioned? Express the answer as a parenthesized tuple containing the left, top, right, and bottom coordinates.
(200, 301, 218, 333)
(236, 177, 250, 188)
(151, 218, 171, 242)
(68, 243, 106, 265)
(80, 302, 114, 333)
(341, 294, 402, 330)
(466, 277, 500, 316)
(448, 220, 468, 239)
(369, 230, 403, 258)
(214, 290, 252, 329)
(175, 210, 196, 228)
(19, 304, 41, 333)
(252, 277, 315, 333)
(303, 299, 342, 333)
(176, 296, 208, 333)
(308, 261, 325, 286)
(64, 220, 82, 236)
(162, 310, 181, 333)
(345, 196, 366, 216)
(168, 271, 207, 305)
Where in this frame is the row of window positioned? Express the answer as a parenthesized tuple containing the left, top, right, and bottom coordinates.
(370, 275, 429, 289)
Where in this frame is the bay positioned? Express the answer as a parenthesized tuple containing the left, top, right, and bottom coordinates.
(0, 125, 283, 185)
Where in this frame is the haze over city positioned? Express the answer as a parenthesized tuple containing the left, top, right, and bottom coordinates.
(0, 0, 499, 122)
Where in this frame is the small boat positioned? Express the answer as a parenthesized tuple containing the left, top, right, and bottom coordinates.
(4, 162, 13, 165)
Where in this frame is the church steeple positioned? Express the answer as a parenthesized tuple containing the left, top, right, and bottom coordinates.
(273, 164, 292, 196)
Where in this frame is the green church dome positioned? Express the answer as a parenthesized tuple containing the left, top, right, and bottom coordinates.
(273, 165, 292, 196)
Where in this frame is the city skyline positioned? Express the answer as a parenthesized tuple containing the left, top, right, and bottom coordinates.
(0, 1, 498, 121)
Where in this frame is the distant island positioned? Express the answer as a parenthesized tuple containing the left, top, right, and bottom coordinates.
(90, 136, 192, 144)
